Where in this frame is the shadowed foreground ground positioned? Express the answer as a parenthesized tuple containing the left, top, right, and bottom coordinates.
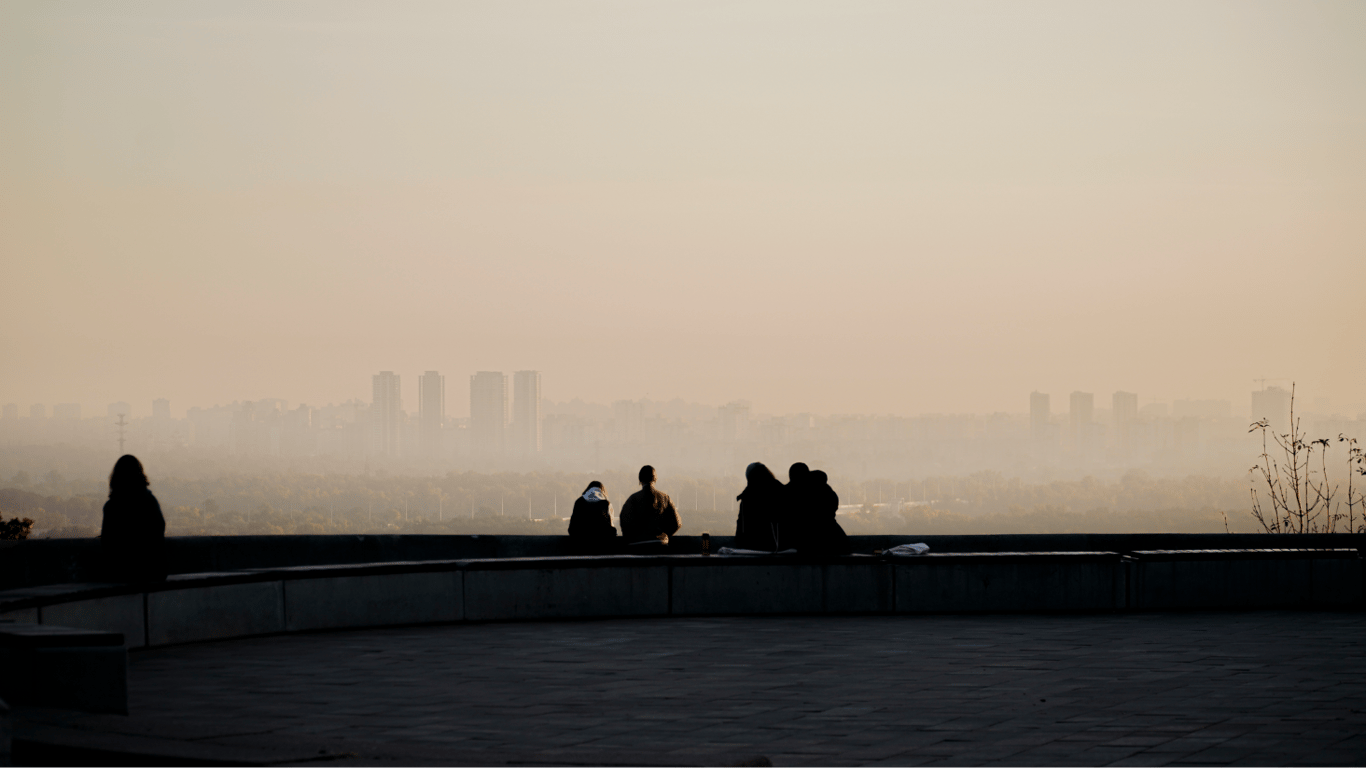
(16, 612, 1366, 766)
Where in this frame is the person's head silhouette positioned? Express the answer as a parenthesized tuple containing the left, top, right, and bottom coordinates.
(789, 462, 810, 484)
(638, 465, 656, 487)
(745, 462, 776, 484)
(109, 454, 149, 494)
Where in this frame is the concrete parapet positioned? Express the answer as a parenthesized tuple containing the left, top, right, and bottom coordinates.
(148, 581, 284, 646)
(1128, 549, 1361, 610)
(464, 560, 667, 620)
(285, 571, 462, 632)
(896, 553, 1123, 613)
(0, 547, 1359, 654)
(824, 563, 895, 613)
(8, 533, 1366, 589)
(672, 561, 823, 615)
(41, 595, 146, 648)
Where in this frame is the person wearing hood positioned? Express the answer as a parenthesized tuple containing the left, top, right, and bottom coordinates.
(802, 469, 851, 556)
(734, 462, 785, 551)
(101, 454, 167, 582)
(568, 481, 616, 541)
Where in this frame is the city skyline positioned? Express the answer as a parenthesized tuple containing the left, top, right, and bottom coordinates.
(3, 1, 1362, 422)
(0, 373, 1350, 424)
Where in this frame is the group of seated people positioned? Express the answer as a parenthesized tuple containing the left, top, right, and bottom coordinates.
(566, 462, 850, 556)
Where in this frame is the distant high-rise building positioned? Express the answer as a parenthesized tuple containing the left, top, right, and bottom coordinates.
(1112, 392, 1138, 425)
(30, 404, 46, 419)
(1030, 392, 1050, 441)
(152, 398, 171, 420)
(2, 404, 16, 420)
(511, 371, 542, 456)
(613, 400, 644, 442)
(52, 403, 81, 420)
(718, 401, 751, 442)
(1069, 391, 1093, 440)
(1251, 386, 1292, 434)
(371, 371, 402, 457)
(1112, 391, 1138, 455)
(418, 371, 445, 458)
(470, 372, 508, 455)
(107, 402, 131, 418)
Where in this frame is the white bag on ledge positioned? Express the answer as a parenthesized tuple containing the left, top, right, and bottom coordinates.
(884, 543, 930, 556)
(717, 547, 800, 556)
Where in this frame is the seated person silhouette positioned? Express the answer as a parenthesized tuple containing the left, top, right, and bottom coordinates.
(734, 461, 785, 551)
(798, 468, 850, 556)
(101, 454, 168, 583)
(567, 481, 616, 552)
(619, 465, 681, 549)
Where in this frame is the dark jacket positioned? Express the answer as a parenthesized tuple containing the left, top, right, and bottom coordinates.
(793, 477, 850, 556)
(101, 487, 168, 582)
(568, 490, 616, 539)
(734, 476, 786, 551)
(619, 487, 681, 544)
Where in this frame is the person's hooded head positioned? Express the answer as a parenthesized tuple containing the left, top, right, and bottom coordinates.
(745, 462, 777, 485)
(581, 480, 608, 503)
(811, 470, 829, 486)
(788, 462, 810, 485)
(109, 455, 149, 496)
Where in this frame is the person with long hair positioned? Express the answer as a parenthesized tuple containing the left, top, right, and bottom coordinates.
(734, 461, 785, 551)
(568, 480, 616, 540)
(101, 454, 167, 582)
(619, 465, 681, 546)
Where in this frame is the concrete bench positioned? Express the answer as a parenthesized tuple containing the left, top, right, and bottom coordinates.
(8, 533, 1366, 590)
(0, 548, 1360, 656)
(1127, 548, 1363, 610)
(895, 552, 1124, 613)
(0, 622, 127, 715)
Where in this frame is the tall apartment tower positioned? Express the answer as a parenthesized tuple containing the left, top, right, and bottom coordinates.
(152, 398, 171, 420)
(1251, 386, 1292, 434)
(511, 370, 542, 456)
(418, 371, 445, 458)
(470, 372, 508, 455)
(1112, 392, 1138, 425)
(1029, 392, 1050, 441)
(371, 371, 402, 457)
(1112, 391, 1138, 454)
(1069, 391, 1094, 443)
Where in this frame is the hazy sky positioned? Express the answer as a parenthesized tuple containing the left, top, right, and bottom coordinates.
(3, 1, 1363, 418)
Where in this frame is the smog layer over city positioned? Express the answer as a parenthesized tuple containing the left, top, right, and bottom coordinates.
(2, 1, 1363, 539)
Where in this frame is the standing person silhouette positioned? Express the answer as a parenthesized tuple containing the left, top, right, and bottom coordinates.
(619, 465, 681, 546)
(100, 454, 167, 582)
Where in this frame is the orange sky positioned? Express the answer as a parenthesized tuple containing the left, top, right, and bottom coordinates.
(2, 1, 1362, 418)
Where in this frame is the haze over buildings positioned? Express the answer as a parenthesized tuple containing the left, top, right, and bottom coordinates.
(1, 2, 1362, 445)
(3, 370, 1360, 484)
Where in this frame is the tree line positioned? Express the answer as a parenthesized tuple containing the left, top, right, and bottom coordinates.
(0, 469, 1258, 537)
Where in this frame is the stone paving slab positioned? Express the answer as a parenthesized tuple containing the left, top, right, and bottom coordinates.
(12, 611, 1366, 766)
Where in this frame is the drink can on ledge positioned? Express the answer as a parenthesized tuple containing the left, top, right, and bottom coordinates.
(701, 532, 710, 556)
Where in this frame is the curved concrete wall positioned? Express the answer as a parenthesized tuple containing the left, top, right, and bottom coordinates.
(7, 532, 1366, 590)
(1, 549, 1359, 651)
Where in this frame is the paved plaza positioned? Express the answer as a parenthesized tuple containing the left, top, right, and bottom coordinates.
(16, 611, 1366, 766)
